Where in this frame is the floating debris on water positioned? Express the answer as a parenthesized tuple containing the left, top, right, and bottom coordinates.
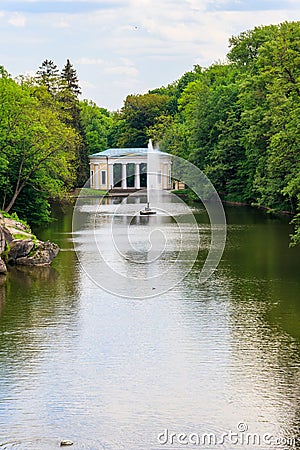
(60, 440, 74, 446)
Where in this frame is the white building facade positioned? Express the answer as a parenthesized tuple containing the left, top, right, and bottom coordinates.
(89, 148, 172, 191)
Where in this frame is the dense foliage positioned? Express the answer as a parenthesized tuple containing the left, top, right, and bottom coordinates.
(0, 60, 112, 223)
(113, 21, 300, 245)
(0, 66, 77, 222)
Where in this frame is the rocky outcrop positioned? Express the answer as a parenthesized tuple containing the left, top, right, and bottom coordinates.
(0, 213, 59, 274)
(0, 257, 7, 274)
(15, 240, 59, 266)
(8, 239, 35, 263)
(0, 225, 8, 274)
(0, 225, 12, 253)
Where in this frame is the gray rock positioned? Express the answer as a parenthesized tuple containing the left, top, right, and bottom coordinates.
(16, 240, 59, 266)
(8, 239, 35, 264)
(2, 226, 13, 244)
(0, 225, 13, 253)
(0, 257, 7, 274)
(3, 217, 31, 233)
(0, 227, 6, 254)
(0, 216, 59, 269)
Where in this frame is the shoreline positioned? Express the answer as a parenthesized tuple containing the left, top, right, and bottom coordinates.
(69, 187, 295, 217)
(222, 200, 294, 216)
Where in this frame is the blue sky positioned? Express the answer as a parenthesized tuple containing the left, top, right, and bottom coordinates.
(0, 0, 300, 111)
(0, 1, 120, 13)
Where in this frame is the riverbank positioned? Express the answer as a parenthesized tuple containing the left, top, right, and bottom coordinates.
(70, 188, 147, 198)
(0, 212, 59, 275)
(172, 188, 295, 217)
(70, 188, 108, 198)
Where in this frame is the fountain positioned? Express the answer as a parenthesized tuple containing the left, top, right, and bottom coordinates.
(139, 139, 159, 215)
(139, 201, 156, 215)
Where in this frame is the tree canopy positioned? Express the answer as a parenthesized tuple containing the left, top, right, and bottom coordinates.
(0, 60, 112, 223)
(110, 21, 300, 245)
(0, 70, 78, 222)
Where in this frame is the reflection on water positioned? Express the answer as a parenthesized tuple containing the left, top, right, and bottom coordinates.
(0, 277, 6, 316)
(0, 201, 299, 449)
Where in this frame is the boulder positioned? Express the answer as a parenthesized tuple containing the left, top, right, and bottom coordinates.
(0, 257, 7, 274)
(16, 240, 59, 266)
(8, 239, 35, 264)
(0, 227, 6, 254)
(0, 225, 13, 253)
(0, 215, 59, 271)
(3, 217, 30, 233)
(2, 226, 13, 244)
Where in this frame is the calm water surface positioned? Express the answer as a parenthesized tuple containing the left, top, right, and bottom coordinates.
(0, 199, 299, 449)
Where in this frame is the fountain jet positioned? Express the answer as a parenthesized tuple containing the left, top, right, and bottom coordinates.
(140, 139, 157, 215)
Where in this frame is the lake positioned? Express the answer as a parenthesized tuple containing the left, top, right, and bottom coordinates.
(0, 196, 299, 449)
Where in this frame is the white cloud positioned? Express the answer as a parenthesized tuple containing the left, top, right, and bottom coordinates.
(8, 13, 26, 27)
(119, 57, 135, 66)
(76, 55, 138, 78)
(80, 79, 97, 89)
(76, 57, 105, 65)
(104, 65, 138, 77)
(52, 18, 71, 28)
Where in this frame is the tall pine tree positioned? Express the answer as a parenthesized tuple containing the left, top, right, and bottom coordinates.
(60, 60, 88, 186)
(61, 59, 81, 96)
(36, 59, 60, 94)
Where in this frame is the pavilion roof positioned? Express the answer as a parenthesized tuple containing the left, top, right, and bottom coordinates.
(89, 148, 170, 157)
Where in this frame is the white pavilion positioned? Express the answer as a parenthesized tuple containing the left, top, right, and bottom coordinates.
(89, 147, 172, 191)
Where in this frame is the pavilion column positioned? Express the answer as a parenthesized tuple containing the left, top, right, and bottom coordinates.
(134, 163, 140, 189)
(108, 164, 114, 189)
(94, 164, 99, 189)
(121, 163, 127, 189)
(163, 163, 168, 189)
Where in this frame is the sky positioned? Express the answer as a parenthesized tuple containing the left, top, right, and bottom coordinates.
(0, 0, 300, 111)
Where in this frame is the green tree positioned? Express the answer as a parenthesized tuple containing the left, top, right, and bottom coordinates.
(117, 93, 169, 147)
(107, 113, 127, 148)
(36, 59, 60, 95)
(0, 72, 77, 223)
(227, 24, 278, 70)
(59, 60, 88, 186)
(61, 59, 81, 96)
(79, 100, 113, 154)
(235, 22, 300, 214)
